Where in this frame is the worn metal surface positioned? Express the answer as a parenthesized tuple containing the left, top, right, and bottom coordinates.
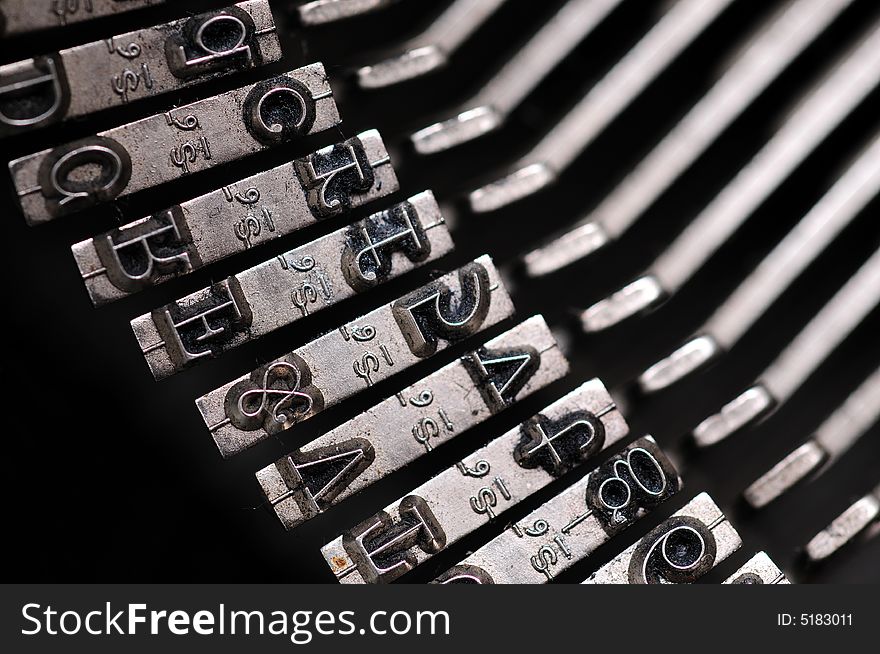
(694, 246, 880, 447)
(321, 379, 628, 584)
(297, 0, 400, 26)
(411, 0, 623, 155)
(257, 315, 568, 529)
(468, 0, 735, 214)
(73, 130, 397, 305)
(1, 0, 162, 37)
(132, 191, 453, 379)
(10, 63, 340, 225)
(197, 255, 515, 457)
(0, 1, 281, 136)
(433, 436, 681, 584)
(522, 0, 855, 277)
(804, 483, 880, 563)
(638, 130, 880, 394)
(579, 20, 880, 333)
(723, 552, 790, 584)
(744, 366, 880, 509)
(356, 0, 508, 89)
(583, 493, 742, 584)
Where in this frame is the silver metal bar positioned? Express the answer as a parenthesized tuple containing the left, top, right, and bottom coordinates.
(410, 0, 623, 155)
(10, 64, 340, 226)
(0, 1, 281, 137)
(73, 130, 398, 306)
(197, 255, 515, 457)
(133, 191, 454, 380)
(582, 492, 741, 584)
(257, 315, 569, 527)
(356, 0, 509, 89)
(468, 0, 735, 214)
(433, 436, 681, 584)
(523, 0, 855, 277)
(723, 552, 790, 584)
(321, 379, 629, 584)
(298, 0, 400, 26)
(744, 366, 880, 509)
(693, 246, 880, 448)
(638, 131, 880, 394)
(1, 0, 163, 37)
(580, 21, 880, 333)
(804, 482, 880, 563)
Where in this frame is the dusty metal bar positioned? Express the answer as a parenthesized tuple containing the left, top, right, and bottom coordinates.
(580, 21, 880, 333)
(298, 0, 400, 26)
(804, 482, 880, 563)
(637, 131, 880, 394)
(723, 552, 790, 584)
(257, 315, 569, 526)
(410, 0, 623, 155)
(1, 0, 163, 37)
(133, 191, 454, 379)
(196, 255, 515, 457)
(468, 0, 735, 214)
(321, 379, 629, 584)
(10, 64, 340, 226)
(73, 130, 397, 305)
(523, 0, 855, 277)
(356, 0, 509, 89)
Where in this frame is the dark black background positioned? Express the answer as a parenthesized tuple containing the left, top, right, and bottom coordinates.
(2, 0, 879, 583)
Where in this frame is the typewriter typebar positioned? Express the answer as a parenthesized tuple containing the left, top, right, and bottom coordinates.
(1, 0, 163, 37)
(433, 436, 681, 584)
(744, 366, 880, 510)
(321, 379, 628, 584)
(0, 1, 281, 136)
(10, 63, 340, 225)
(73, 130, 397, 305)
(693, 245, 880, 448)
(804, 482, 880, 564)
(297, 0, 401, 26)
(133, 191, 454, 378)
(256, 315, 569, 527)
(723, 552, 789, 584)
(583, 493, 742, 584)
(197, 255, 515, 456)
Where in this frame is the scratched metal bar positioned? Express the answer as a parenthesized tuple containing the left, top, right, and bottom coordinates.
(0, 1, 282, 137)
(1, 0, 163, 37)
(722, 552, 790, 584)
(803, 481, 880, 563)
(196, 255, 515, 457)
(522, 0, 855, 278)
(411, 0, 624, 155)
(321, 379, 628, 584)
(580, 20, 880, 333)
(72, 130, 398, 305)
(433, 437, 681, 584)
(132, 191, 454, 379)
(257, 315, 568, 528)
(693, 246, 880, 447)
(9, 64, 340, 226)
(297, 0, 401, 26)
(357, 0, 510, 89)
(743, 366, 880, 509)
(468, 0, 736, 214)
(583, 493, 742, 584)
(637, 130, 880, 394)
